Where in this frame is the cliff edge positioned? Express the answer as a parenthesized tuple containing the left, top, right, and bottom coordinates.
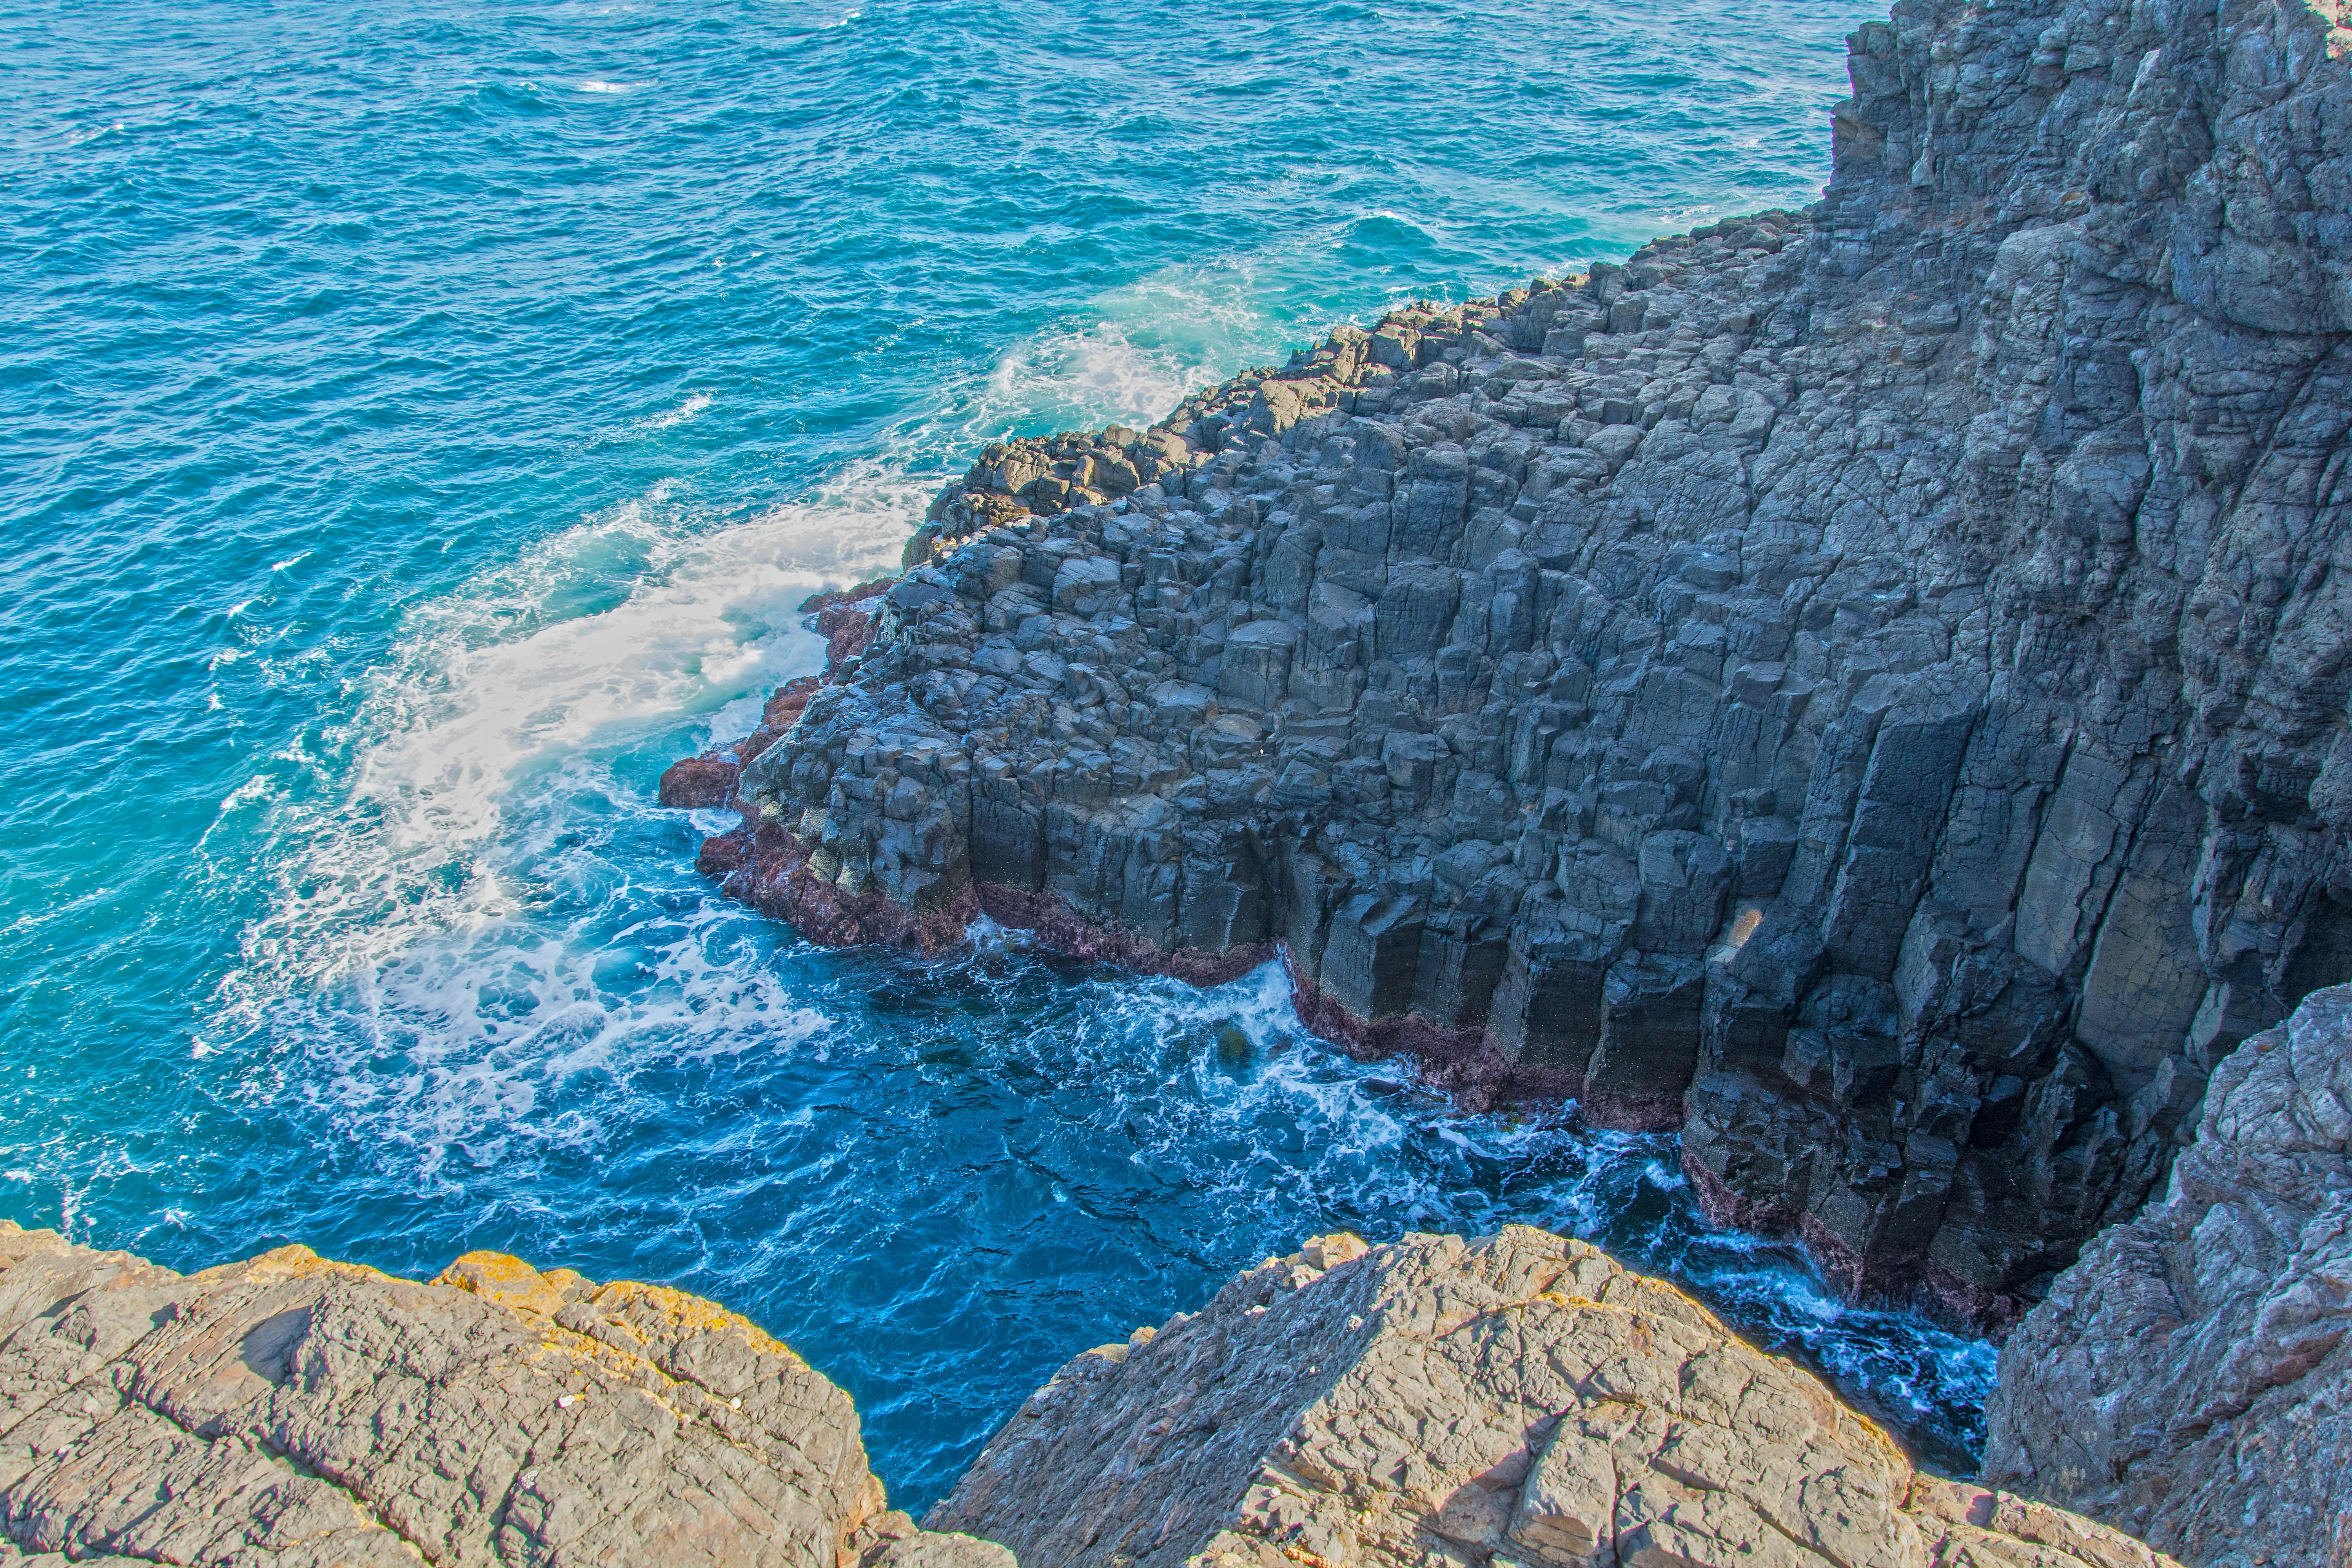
(1984, 981, 2352, 1568)
(695, 0, 2352, 1328)
(0, 1221, 1008, 1568)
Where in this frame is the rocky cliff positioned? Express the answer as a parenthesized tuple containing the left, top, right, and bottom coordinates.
(1982, 982, 2352, 1568)
(0, 1221, 1007, 1568)
(688, 0, 2352, 1327)
(926, 1225, 2177, 1568)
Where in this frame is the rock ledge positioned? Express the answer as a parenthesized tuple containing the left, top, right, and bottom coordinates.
(928, 1225, 2177, 1568)
(0, 1221, 1008, 1568)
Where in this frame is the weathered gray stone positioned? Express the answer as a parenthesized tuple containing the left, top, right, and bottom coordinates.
(0, 1223, 987, 1568)
(928, 1226, 2178, 1568)
(1984, 984, 2352, 1568)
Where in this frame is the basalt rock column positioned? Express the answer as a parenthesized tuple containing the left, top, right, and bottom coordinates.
(730, 0, 2352, 1325)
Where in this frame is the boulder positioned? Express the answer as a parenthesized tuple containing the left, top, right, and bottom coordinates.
(661, 753, 743, 808)
(928, 1225, 2176, 1568)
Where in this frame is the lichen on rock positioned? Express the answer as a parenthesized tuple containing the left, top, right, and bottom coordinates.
(0, 1221, 1004, 1568)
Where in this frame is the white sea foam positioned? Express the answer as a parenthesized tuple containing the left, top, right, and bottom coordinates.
(216, 774, 275, 814)
(582, 391, 715, 450)
(640, 392, 711, 431)
(963, 262, 1294, 441)
(302, 896, 837, 1180)
(980, 327, 1201, 434)
(211, 464, 924, 1034)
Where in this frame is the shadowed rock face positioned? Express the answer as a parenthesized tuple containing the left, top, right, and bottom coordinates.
(1984, 983, 2352, 1568)
(926, 1226, 2179, 1568)
(715, 0, 2352, 1329)
(0, 1222, 1011, 1568)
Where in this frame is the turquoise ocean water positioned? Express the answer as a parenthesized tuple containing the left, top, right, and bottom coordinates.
(1, 0, 1994, 1507)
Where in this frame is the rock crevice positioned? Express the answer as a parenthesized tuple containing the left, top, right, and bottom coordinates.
(1984, 982, 2352, 1568)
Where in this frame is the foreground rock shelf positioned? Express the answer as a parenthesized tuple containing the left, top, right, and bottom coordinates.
(0, 1224, 1005, 1568)
(22, 962, 2339, 1564)
(931, 1228, 2176, 1568)
(0, 1218, 2169, 1568)
(687, 0, 2352, 1335)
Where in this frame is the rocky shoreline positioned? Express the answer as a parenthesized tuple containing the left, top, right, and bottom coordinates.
(21, 0, 2349, 1557)
(671, 0, 2352, 1341)
(12, 984, 2345, 1564)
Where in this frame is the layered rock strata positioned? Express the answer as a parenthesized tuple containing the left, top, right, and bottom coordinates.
(0, 1221, 1007, 1568)
(927, 1225, 2176, 1568)
(1984, 982, 2352, 1568)
(702, 0, 2352, 1325)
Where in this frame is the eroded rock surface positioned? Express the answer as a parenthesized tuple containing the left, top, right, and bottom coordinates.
(0, 1222, 1005, 1568)
(709, 0, 2352, 1325)
(1984, 983, 2352, 1568)
(927, 1225, 2176, 1568)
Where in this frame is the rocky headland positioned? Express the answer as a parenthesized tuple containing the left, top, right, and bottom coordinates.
(670, 0, 2352, 1341)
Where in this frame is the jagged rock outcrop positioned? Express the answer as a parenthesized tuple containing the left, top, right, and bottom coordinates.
(0, 1221, 1011, 1568)
(1983, 983, 2352, 1568)
(927, 1225, 2177, 1568)
(697, 0, 2352, 1327)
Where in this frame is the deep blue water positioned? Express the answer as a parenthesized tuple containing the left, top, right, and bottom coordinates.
(0, 0, 1994, 1510)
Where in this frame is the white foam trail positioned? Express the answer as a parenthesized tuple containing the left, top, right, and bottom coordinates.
(212, 465, 924, 1022)
(196, 245, 1328, 1175)
(641, 392, 711, 431)
(962, 262, 1294, 441)
(305, 900, 834, 1180)
(982, 328, 1202, 432)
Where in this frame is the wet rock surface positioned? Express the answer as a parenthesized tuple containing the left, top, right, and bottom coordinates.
(0, 1222, 1003, 1568)
(702, 0, 2352, 1329)
(1984, 983, 2352, 1568)
(926, 1225, 2177, 1568)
